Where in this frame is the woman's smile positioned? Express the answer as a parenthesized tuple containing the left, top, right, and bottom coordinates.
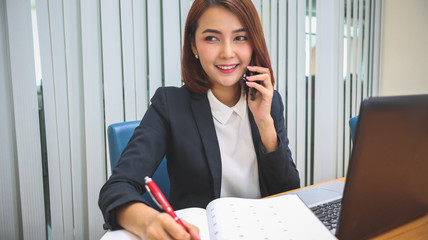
(216, 64, 239, 73)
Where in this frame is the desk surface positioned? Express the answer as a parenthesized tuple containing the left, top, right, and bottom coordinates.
(371, 213, 428, 240)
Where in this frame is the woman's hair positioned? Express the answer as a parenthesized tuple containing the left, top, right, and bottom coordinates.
(182, 0, 274, 94)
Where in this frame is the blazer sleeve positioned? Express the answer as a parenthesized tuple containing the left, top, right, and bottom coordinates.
(256, 91, 300, 196)
(98, 87, 170, 230)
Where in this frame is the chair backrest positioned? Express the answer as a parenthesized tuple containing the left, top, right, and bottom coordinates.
(349, 116, 359, 142)
(107, 121, 170, 211)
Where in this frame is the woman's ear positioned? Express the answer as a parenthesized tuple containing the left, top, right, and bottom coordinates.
(191, 38, 198, 56)
(191, 44, 197, 57)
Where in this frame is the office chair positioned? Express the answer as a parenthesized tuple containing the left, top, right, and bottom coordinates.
(107, 120, 170, 211)
(349, 116, 359, 143)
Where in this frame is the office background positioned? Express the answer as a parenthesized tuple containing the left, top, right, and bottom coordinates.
(0, 0, 427, 239)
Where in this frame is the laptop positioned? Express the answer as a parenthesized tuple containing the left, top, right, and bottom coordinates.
(287, 94, 428, 240)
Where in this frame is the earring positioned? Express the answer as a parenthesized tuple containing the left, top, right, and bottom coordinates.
(195, 54, 199, 59)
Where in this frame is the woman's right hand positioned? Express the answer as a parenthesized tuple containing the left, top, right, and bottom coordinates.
(117, 202, 200, 240)
(143, 212, 200, 240)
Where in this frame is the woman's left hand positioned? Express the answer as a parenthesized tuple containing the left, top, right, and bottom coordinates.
(245, 65, 274, 125)
(245, 65, 278, 152)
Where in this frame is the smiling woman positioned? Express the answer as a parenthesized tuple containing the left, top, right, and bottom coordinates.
(98, 0, 300, 239)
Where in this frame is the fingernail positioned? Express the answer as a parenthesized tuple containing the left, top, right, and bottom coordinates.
(245, 81, 251, 85)
(246, 76, 251, 80)
(247, 65, 253, 69)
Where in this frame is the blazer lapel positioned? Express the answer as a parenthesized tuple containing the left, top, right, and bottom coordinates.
(190, 93, 222, 198)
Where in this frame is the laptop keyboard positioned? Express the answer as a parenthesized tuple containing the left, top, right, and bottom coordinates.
(310, 198, 342, 231)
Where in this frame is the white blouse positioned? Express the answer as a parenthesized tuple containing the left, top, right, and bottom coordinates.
(207, 89, 261, 199)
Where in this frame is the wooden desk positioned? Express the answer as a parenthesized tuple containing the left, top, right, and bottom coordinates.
(280, 178, 428, 240)
(372, 213, 428, 240)
(268, 177, 346, 198)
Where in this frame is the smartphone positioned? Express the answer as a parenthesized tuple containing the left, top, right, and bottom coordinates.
(242, 60, 261, 101)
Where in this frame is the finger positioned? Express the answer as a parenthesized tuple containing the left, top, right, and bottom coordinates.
(182, 220, 201, 240)
(246, 73, 273, 90)
(245, 66, 271, 84)
(246, 73, 269, 83)
(146, 230, 174, 240)
(146, 224, 174, 240)
(160, 214, 191, 240)
(245, 81, 272, 99)
(247, 65, 269, 75)
(245, 81, 264, 94)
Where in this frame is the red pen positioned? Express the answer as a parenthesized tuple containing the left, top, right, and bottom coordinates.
(144, 176, 188, 232)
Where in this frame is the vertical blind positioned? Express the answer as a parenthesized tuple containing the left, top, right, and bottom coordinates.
(0, 0, 381, 239)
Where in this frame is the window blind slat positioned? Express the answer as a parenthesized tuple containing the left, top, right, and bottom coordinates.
(296, 0, 307, 184)
(36, 0, 76, 238)
(287, 0, 298, 167)
(351, 0, 358, 117)
(306, 0, 314, 185)
(262, 0, 270, 53)
(362, 0, 371, 99)
(147, 0, 163, 98)
(0, 2, 21, 237)
(336, 0, 346, 177)
(33, 0, 64, 237)
(252, 0, 262, 16)
(163, 0, 182, 87)
(270, 0, 278, 82)
(277, 0, 293, 178)
(344, 0, 352, 174)
(276, 0, 287, 94)
(48, 0, 75, 235)
(63, 0, 88, 237)
(5, 0, 46, 238)
(314, 0, 340, 183)
(371, 0, 381, 96)
(180, 0, 191, 48)
(133, 0, 148, 118)
(356, 0, 364, 111)
(101, 0, 125, 177)
(121, 0, 137, 121)
(81, 0, 107, 238)
(101, 0, 125, 125)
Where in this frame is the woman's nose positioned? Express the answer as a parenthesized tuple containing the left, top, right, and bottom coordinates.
(219, 41, 234, 59)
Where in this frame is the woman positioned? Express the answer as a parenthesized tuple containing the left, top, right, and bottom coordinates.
(99, 0, 300, 239)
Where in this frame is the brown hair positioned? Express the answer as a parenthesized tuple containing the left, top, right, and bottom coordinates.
(182, 0, 274, 94)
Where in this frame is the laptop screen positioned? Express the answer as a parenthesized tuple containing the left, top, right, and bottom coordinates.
(336, 94, 428, 240)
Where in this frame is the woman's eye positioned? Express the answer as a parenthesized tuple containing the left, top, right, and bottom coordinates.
(235, 36, 248, 41)
(205, 36, 217, 41)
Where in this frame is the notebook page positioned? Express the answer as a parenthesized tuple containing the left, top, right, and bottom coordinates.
(205, 194, 336, 240)
(176, 207, 210, 240)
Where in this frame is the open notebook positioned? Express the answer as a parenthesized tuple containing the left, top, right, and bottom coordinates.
(176, 194, 335, 239)
(101, 194, 336, 240)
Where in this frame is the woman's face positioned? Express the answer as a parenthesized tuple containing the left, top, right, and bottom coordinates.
(192, 6, 253, 91)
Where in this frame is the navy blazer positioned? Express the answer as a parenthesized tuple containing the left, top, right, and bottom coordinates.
(99, 86, 300, 229)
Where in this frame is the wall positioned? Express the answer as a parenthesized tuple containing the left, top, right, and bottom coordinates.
(379, 0, 428, 96)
